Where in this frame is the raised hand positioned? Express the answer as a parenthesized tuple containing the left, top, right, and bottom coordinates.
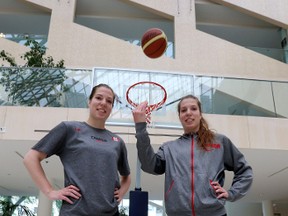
(132, 101, 148, 123)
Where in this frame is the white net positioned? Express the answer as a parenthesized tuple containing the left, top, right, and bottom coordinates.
(126, 81, 167, 123)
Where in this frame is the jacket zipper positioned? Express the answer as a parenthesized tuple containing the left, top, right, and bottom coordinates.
(191, 135, 196, 216)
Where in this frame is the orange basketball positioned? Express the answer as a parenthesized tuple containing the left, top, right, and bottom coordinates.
(141, 28, 168, 59)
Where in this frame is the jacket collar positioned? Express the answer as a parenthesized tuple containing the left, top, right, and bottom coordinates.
(181, 132, 198, 139)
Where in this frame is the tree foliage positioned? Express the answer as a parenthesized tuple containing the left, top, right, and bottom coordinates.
(119, 206, 128, 216)
(0, 38, 67, 106)
(0, 196, 35, 216)
(0, 39, 64, 68)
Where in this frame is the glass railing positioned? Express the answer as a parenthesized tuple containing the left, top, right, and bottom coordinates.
(247, 46, 288, 63)
(0, 67, 92, 108)
(2, 34, 48, 47)
(0, 67, 287, 119)
(92, 68, 288, 119)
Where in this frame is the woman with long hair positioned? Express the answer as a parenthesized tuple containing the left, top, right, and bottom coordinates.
(132, 94, 253, 216)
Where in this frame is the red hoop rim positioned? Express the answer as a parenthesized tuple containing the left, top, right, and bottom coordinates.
(126, 81, 167, 112)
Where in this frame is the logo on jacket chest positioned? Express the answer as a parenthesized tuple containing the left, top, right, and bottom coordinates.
(206, 143, 221, 151)
(90, 136, 119, 143)
(91, 135, 107, 142)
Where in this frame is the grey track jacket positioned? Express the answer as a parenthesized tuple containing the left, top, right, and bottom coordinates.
(135, 122, 253, 216)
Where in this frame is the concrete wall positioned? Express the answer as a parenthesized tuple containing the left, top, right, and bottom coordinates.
(211, 0, 288, 28)
(1, 106, 288, 150)
(1, 0, 288, 81)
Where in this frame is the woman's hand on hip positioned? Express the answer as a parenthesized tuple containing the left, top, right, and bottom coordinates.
(47, 184, 81, 204)
(211, 181, 228, 199)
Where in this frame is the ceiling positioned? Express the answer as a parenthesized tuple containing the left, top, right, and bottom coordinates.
(0, 0, 287, 210)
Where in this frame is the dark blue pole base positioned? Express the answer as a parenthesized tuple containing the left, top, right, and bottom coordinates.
(129, 189, 148, 216)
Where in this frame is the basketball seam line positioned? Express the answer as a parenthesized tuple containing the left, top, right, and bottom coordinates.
(142, 33, 167, 50)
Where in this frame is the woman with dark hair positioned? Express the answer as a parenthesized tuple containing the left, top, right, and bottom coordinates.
(132, 94, 253, 216)
(24, 84, 131, 216)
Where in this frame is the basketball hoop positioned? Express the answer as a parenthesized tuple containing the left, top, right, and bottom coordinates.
(126, 81, 167, 125)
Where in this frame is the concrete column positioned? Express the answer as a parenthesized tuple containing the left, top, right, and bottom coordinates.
(262, 200, 274, 216)
(37, 191, 53, 216)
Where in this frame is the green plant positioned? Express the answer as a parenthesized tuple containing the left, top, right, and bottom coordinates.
(0, 39, 64, 68)
(0, 38, 67, 106)
(0, 50, 17, 67)
(0, 196, 35, 216)
(119, 206, 128, 216)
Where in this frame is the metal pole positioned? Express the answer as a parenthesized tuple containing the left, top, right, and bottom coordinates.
(135, 157, 142, 190)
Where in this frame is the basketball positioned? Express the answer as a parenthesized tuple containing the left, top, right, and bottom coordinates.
(141, 28, 167, 59)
